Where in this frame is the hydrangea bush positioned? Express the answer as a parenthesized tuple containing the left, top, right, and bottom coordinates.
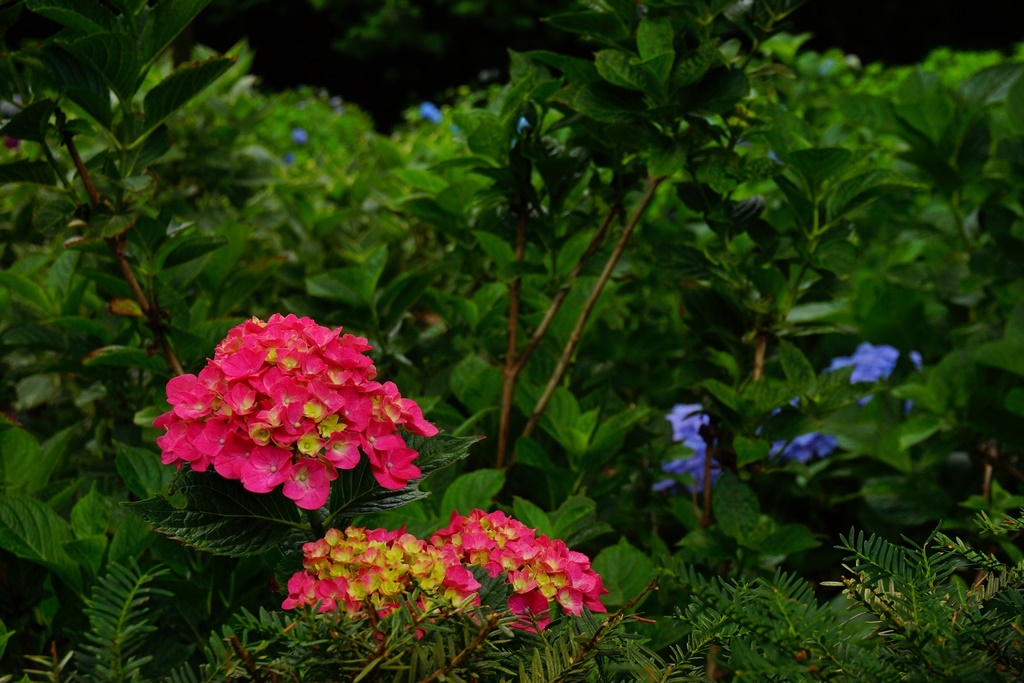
(153, 314, 438, 509)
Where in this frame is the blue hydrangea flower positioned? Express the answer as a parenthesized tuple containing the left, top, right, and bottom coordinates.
(772, 432, 838, 463)
(657, 404, 717, 492)
(516, 116, 530, 134)
(282, 152, 295, 165)
(825, 342, 899, 383)
(291, 128, 309, 145)
(419, 102, 443, 124)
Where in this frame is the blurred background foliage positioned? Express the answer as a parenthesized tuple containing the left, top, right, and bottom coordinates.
(1, 0, 1023, 679)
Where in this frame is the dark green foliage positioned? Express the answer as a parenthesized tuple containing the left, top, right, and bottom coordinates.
(2, 0, 1024, 680)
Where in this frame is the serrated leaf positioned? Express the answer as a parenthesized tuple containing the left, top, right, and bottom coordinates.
(122, 469, 303, 556)
(0, 495, 81, 590)
(973, 340, 1024, 377)
(59, 31, 140, 103)
(595, 49, 645, 91)
(828, 169, 919, 219)
(140, 56, 234, 140)
(439, 469, 506, 520)
(758, 524, 820, 555)
(25, 0, 118, 36)
(0, 159, 58, 186)
(325, 432, 477, 525)
(786, 147, 855, 192)
(38, 43, 113, 127)
(141, 0, 214, 64)
(690, 67, 749, 115)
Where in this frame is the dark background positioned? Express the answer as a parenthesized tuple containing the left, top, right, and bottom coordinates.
(7, 1, 1022, 129)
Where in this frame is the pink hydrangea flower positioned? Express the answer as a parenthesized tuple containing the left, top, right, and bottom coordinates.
(283, 511, 607, 633)
(282, 525, 481, 618)
(154, 314, 438, 508)
(431, 509, 608, 629)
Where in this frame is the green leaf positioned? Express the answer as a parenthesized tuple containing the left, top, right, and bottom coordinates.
(827, 169, 919, 219)
(545, 11, 629, 44)
(60, 32, 140, 103)
(585, 407, 653, 462)
(1007, 70, 1024, 136)
(326, 433, 477, 524)
(82, 345, 168, 371)
(71, 486, 109, 538)
(122, 469, 303, 556)
(39, 44, 113, 127)
(570, 82, 647, 123)
(786, 147, 854, 192)
(689, 68, 749, 115)
(713, 472, 759, 543)
(897, 414, 943, 450)
(973, 340, 1024, 377)
(140, 56, 234, 140)
(141, 0, 214, 64)
(595, 49, 645, 91)
(637, 17, 674, 61)
(155, 234, 228, 270)
(438, 469, 506, 520)
(958, 63, 1023, 108)
(472, 230, 516, 269)
(548, 495, 612, 547)
(733, 435, 770, 467)
(0, 495, 81, 590)
(0, 270, 54, 314)
(672, 41, 717, 89)
(25, 0, 118, 36)
(0, 425, 42, 492)
(3, 425, 76, 495)
(0, 159, 58, 186)
(758, 524, 820, 555)
(0, 99, 56, 143)
(699, 378, 741, 413)
(115, 442, 174, 499)
(0, 618, 13, 661)
(512, 496, 553, 538)
(107, 514, 154, 566)
(592, 537, 653, 607)
(778, 339, 816, 394)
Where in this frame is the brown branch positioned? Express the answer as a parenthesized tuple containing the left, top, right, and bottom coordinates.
(107, 235, 186, 376)
(752, 333, 766, 382)
(62, 131, 99, 207)
(512, 202, 619, 377)
(416, 613, 500, 683)
(523, 177, 665, 439)
(497, 212, 529, 469)
(228, 634, 266, 683)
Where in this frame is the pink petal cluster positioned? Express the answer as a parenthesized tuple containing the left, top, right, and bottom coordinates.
(282, 525, 481, 617)
(431, 509, 608, 630)
(153, 314, 438, 509)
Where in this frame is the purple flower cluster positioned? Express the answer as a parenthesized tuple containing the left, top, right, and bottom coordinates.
(656, 343, 922, 491)
(655, 404, 717, 493)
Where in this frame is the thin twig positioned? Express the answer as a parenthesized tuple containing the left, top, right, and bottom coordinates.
(523, 178, 664, 439)
(512, 202, 620, 377)
(497, 211, 529, 469)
